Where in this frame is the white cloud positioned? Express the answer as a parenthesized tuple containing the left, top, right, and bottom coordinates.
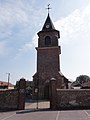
(19, 43, 32, 53)
(83, 5, 90, 16)
(0, 0, 33, 26)
(0, 1, 30, 39)
(15, 32, 38, 59)
(14, 42, 32, 59)
(0, 0, 44, 27)
(54, 5, 90, 44)
(0, 0, 43, 40)
(0, 41, 9, 56)
(54, 5, 90, 80)
(0, 0, 44, 57)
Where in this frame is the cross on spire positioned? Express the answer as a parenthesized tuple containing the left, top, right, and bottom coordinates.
(46, 4, 51, 14)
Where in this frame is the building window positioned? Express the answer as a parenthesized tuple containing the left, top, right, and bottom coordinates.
(45, 36, 51, 46)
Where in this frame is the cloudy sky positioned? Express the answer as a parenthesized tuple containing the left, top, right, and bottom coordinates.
(0, 0, 90, 84)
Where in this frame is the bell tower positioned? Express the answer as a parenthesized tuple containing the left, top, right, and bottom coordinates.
(33, 9, 68, 99)
(37, 13, 60, 73)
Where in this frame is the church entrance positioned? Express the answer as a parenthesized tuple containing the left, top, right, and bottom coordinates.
(44, 85, 49, 100)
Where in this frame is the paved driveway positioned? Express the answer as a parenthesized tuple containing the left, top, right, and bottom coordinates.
(0, 110, 90, 120)
(0, 101, 90, 120)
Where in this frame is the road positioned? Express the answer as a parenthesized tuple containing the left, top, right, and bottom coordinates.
(0, 110, 90, 120)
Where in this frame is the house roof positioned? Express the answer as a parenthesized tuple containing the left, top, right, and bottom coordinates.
(0, 81, 14, 87)
(81, 82, 90, 87)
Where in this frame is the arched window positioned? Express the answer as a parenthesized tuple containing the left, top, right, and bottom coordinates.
(45, 36, 51, 46)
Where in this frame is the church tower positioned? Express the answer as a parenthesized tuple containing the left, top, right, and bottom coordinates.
(33, 11, 68, 99)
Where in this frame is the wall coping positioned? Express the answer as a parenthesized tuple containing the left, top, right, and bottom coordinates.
(0, 89, 16, 92)
(57, 89, 90, 92)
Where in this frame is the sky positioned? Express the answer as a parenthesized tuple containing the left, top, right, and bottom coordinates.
(0, 0, 90, 84)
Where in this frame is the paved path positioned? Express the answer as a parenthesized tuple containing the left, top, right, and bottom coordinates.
(25, 100, 50, 109)
(0, 101, 90, 120)
(0, 110, 90, 120)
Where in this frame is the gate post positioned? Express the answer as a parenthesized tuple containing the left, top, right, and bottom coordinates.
(18, 78, 26, 110)
(50, 78, 56, 109)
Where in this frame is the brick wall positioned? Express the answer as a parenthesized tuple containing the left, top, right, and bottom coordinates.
(56, 89, 90, 109)
(0, 89, 18, 111)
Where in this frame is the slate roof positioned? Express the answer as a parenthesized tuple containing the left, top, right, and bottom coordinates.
(42, 13, 55, 31)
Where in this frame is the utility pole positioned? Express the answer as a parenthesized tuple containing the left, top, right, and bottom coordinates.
(6, 73, 10, 89)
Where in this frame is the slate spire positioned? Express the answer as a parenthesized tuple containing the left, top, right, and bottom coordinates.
(42, 13, 55, 31)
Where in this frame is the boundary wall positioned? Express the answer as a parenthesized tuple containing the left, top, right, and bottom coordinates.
(50, 79, 90, 109)
(0, 78, 26, 111)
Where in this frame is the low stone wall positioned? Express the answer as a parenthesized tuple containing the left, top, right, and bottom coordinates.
(0, 78, 26, 111)
(56, 89, 90, 109)
(0, 89, 18, 111)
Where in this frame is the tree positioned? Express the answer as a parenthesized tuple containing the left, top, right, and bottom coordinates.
(76, 75, 90, 84)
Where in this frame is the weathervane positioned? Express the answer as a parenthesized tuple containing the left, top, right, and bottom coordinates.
(46, 4, 52, 14)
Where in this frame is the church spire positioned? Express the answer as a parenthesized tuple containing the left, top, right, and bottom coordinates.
(42, 4, 55, 31)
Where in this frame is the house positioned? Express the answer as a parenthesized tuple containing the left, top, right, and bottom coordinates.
(81, 82, 90, 89)
(0, 81, 14, 89)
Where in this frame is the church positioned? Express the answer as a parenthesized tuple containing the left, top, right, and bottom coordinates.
(33, 9, 68, 99)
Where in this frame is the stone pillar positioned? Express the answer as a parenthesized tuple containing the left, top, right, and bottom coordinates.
(18, 78, 26, 110)
(50, 78, 57, 109)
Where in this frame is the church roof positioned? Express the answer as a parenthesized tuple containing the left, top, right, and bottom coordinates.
(42, 13, 55, 31)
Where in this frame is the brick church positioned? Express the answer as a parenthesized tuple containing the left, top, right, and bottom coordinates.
(33, 12, 68, 99)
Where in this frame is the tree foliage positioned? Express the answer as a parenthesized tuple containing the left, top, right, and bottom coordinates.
(76, 75, 90, 84)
